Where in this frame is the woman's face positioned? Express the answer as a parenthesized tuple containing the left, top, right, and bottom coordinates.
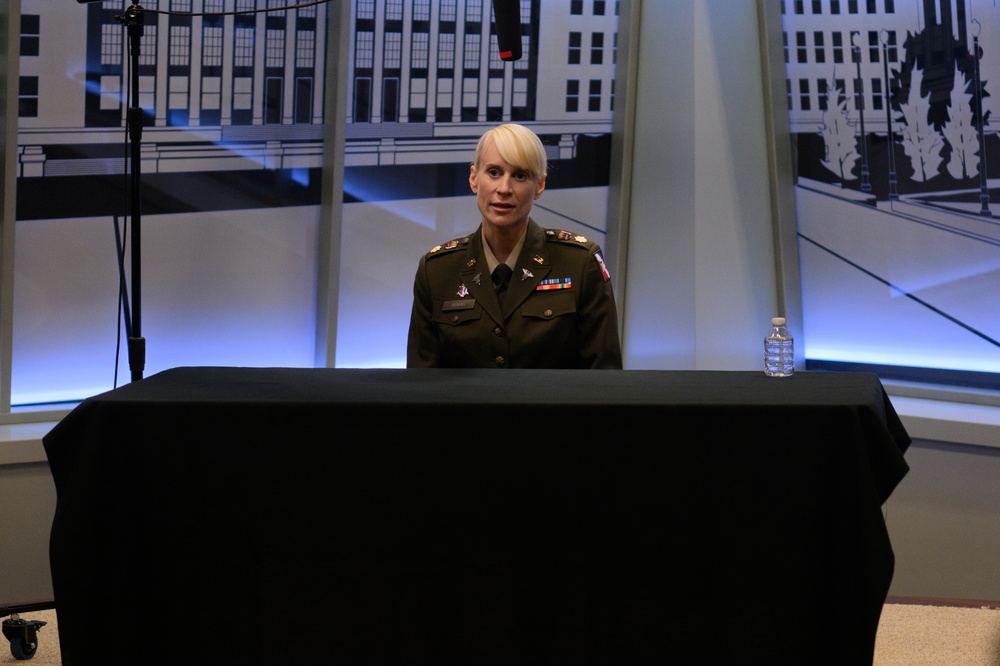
(470, 138, 546, 233)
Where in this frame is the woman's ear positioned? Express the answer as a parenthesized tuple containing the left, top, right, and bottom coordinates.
(534, 174, 546, 200)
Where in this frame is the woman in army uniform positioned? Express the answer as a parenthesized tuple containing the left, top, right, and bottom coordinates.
(406, 123, 622, 369)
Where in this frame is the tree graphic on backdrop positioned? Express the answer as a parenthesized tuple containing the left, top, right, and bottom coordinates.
(943, 63, 981, 180)
(820, 82, 860, 182)
(897, 66, 945, 182)
(891, 22, 991, 188)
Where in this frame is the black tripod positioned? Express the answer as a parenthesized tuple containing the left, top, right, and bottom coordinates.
(117, 1, 146, 382)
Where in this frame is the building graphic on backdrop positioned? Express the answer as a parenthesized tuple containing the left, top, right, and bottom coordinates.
(18, 0, 330, 180)
(342, 0, 617, 166)
(783, 0, 1000, 384)
(15, 0, 618, 209)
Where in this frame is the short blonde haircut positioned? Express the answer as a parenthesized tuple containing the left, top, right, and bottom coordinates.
(473, 123, 548, 180)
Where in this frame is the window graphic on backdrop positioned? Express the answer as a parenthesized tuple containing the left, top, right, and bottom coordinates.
(783, 0, 1000, 387)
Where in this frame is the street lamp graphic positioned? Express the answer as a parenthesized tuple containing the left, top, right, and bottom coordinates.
(973, 19, 991, 217)
(881, 30, 898, 201)
(852, 31, 872, 193)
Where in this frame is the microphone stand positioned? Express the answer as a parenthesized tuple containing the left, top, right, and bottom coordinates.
(118, 1, 146, 381)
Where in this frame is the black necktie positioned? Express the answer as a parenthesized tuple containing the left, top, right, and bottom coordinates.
(492, 264, 513, 306)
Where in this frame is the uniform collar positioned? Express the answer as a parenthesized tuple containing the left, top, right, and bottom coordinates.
(482, 225, 528, 275)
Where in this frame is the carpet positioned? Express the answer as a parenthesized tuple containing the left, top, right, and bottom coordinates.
(4, 601, 999, 664)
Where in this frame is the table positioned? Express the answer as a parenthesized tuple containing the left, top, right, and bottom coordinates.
(43, 368, 909, 664)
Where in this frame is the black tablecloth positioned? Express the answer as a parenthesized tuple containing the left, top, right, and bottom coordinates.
(44, 368, 910, 664)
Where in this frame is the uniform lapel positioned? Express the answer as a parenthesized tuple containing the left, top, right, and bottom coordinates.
(504, 219, 551, 315)
(460, 229, 505, 324)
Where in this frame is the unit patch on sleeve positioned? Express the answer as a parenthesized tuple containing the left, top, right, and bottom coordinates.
(595, 251, 611, 282)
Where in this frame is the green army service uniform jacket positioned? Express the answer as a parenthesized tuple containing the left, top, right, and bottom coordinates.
(406, 219, 623, 369)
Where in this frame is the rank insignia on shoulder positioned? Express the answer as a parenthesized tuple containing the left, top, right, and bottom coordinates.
(549, 230, 588, 244)
(536, 278, 572, 291)
(428, 237, 468, 255)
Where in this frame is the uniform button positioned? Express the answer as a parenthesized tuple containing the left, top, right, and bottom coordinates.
(494, 326, 504, 337)
(544, 309, 553, 317)
(451, 315, 459, 323)
(494, 355, 506, 367)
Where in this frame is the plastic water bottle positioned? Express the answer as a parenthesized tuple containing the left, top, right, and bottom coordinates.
(764, 317, 794, 377)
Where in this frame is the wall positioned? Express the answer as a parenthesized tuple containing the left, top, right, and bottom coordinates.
(886, 438, 1000, 601)
(0, 426, 56, 607)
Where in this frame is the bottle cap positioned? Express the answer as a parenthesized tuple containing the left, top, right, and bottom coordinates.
(771, 317, 786, 325)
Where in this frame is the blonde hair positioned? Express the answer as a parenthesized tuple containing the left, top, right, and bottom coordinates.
(473, 123, 548, 180)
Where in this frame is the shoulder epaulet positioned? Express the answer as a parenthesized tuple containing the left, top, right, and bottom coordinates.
(425, 236, 470, 259)
(545, 229, 594, 248)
